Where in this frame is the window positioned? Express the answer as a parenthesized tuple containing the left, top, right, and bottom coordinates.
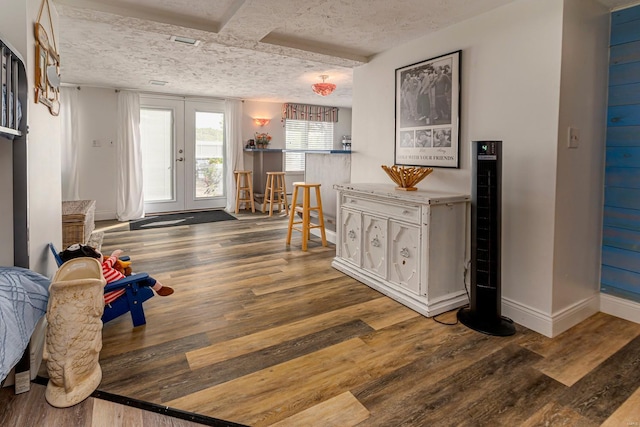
(285, 119, 334, 171)
(140, 108, 174, 202)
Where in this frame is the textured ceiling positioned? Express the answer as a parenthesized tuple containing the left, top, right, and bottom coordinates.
(52, 0, 639, 108)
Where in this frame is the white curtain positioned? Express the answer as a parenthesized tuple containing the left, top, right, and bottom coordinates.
(224, 99, 244, 212)
(116, 91, 145, 221)
(60, 86, 80, 201)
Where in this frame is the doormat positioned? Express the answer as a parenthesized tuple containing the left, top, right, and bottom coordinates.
(129, 210, 237, 231)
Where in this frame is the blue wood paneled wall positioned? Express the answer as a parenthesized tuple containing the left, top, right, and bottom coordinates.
(602, 4, 640, 302)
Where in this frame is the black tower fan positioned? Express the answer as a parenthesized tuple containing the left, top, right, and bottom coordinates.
(457, 141, 515, 336)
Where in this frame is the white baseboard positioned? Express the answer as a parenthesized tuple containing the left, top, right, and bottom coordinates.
(600, 293, 640, 324)
(550, 295, 600, 337)
(310, 228, 336, 244)
(95, 210, 116, 221)
(502, 294, 599, 338)
(502, 297, 554, 337)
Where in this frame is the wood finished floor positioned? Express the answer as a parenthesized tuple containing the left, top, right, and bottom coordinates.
(2, 212, 640, 426)
(0, 382, 207, 427)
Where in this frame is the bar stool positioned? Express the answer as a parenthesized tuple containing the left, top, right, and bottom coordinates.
(264, 172, 289, 217)
(286, 182, 327, 251)
(234, 170, 255, 214)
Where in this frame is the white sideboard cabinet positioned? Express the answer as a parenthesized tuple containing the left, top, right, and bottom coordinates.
(332, 183, 470, 317)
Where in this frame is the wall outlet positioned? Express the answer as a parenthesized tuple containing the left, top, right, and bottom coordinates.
(568, 127, 580, 149)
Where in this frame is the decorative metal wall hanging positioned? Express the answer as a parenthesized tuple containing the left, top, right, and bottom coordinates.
(34, 0, 60, 116)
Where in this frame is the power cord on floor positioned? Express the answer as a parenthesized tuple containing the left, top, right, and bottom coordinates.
(432, 259, 472, 326)
(463, 259, 471, 302)
(432, 305, 467, 326)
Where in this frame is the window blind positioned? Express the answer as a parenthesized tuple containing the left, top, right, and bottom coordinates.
(285, 119, 334, 172)
(601, 4, 640, 304)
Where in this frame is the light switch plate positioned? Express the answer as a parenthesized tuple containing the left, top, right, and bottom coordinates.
(568, 127, 580, 149)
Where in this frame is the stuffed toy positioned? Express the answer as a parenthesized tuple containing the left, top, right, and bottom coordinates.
(104, 256, 132, 276)
(60, 243, 134, 277)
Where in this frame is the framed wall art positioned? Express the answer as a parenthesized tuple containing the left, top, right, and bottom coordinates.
(395, 50, 461, 168)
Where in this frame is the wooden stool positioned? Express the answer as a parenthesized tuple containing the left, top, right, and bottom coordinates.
(264, 172, 289, 217)
(286, 182, 327, 251)
(234, 170, 255, 214)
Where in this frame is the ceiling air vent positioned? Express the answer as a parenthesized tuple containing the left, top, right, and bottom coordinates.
(149, 80, 168, 86)
(170, 35, 201, 46)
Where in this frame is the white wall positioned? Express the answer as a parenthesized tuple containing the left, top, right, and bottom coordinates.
(0, 0, 27, 55)
(75, 87, 119, 220)
(241, 101, 285, 177)
(0, 0, 62, 275)
(352, 0, 609, 336)
(334, 108, 352, 149)
(241, 101, 285, 150)
(26, 0, 63, 275)
(552, 0, 609, 329)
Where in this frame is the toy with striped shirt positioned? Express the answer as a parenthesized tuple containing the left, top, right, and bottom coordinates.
(59, 244, 174, 301)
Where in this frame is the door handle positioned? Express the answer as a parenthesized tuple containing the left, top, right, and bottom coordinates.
(176, 157, 184, 162)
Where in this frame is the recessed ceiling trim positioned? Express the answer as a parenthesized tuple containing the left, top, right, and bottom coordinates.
(218, 0, 249, 33)
(261, 33, 369, 64)
(55, 0, 220, 33)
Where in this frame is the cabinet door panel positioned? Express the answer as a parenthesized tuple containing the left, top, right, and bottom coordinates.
(341, 208, 361, 266)
(389, 221, 420, 294)
(362, 214, 387, 277)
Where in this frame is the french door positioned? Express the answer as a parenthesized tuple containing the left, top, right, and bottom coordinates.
(140, 96, 226, 214)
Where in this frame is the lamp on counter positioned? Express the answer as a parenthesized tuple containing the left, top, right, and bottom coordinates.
(312, 75, 336, 96)
(254, 118, 270, 127)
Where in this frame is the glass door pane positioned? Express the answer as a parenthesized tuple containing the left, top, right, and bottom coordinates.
(184, 100, 226, 210)
(195, 111, 224, 198)
(141, 108, 174, 202)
